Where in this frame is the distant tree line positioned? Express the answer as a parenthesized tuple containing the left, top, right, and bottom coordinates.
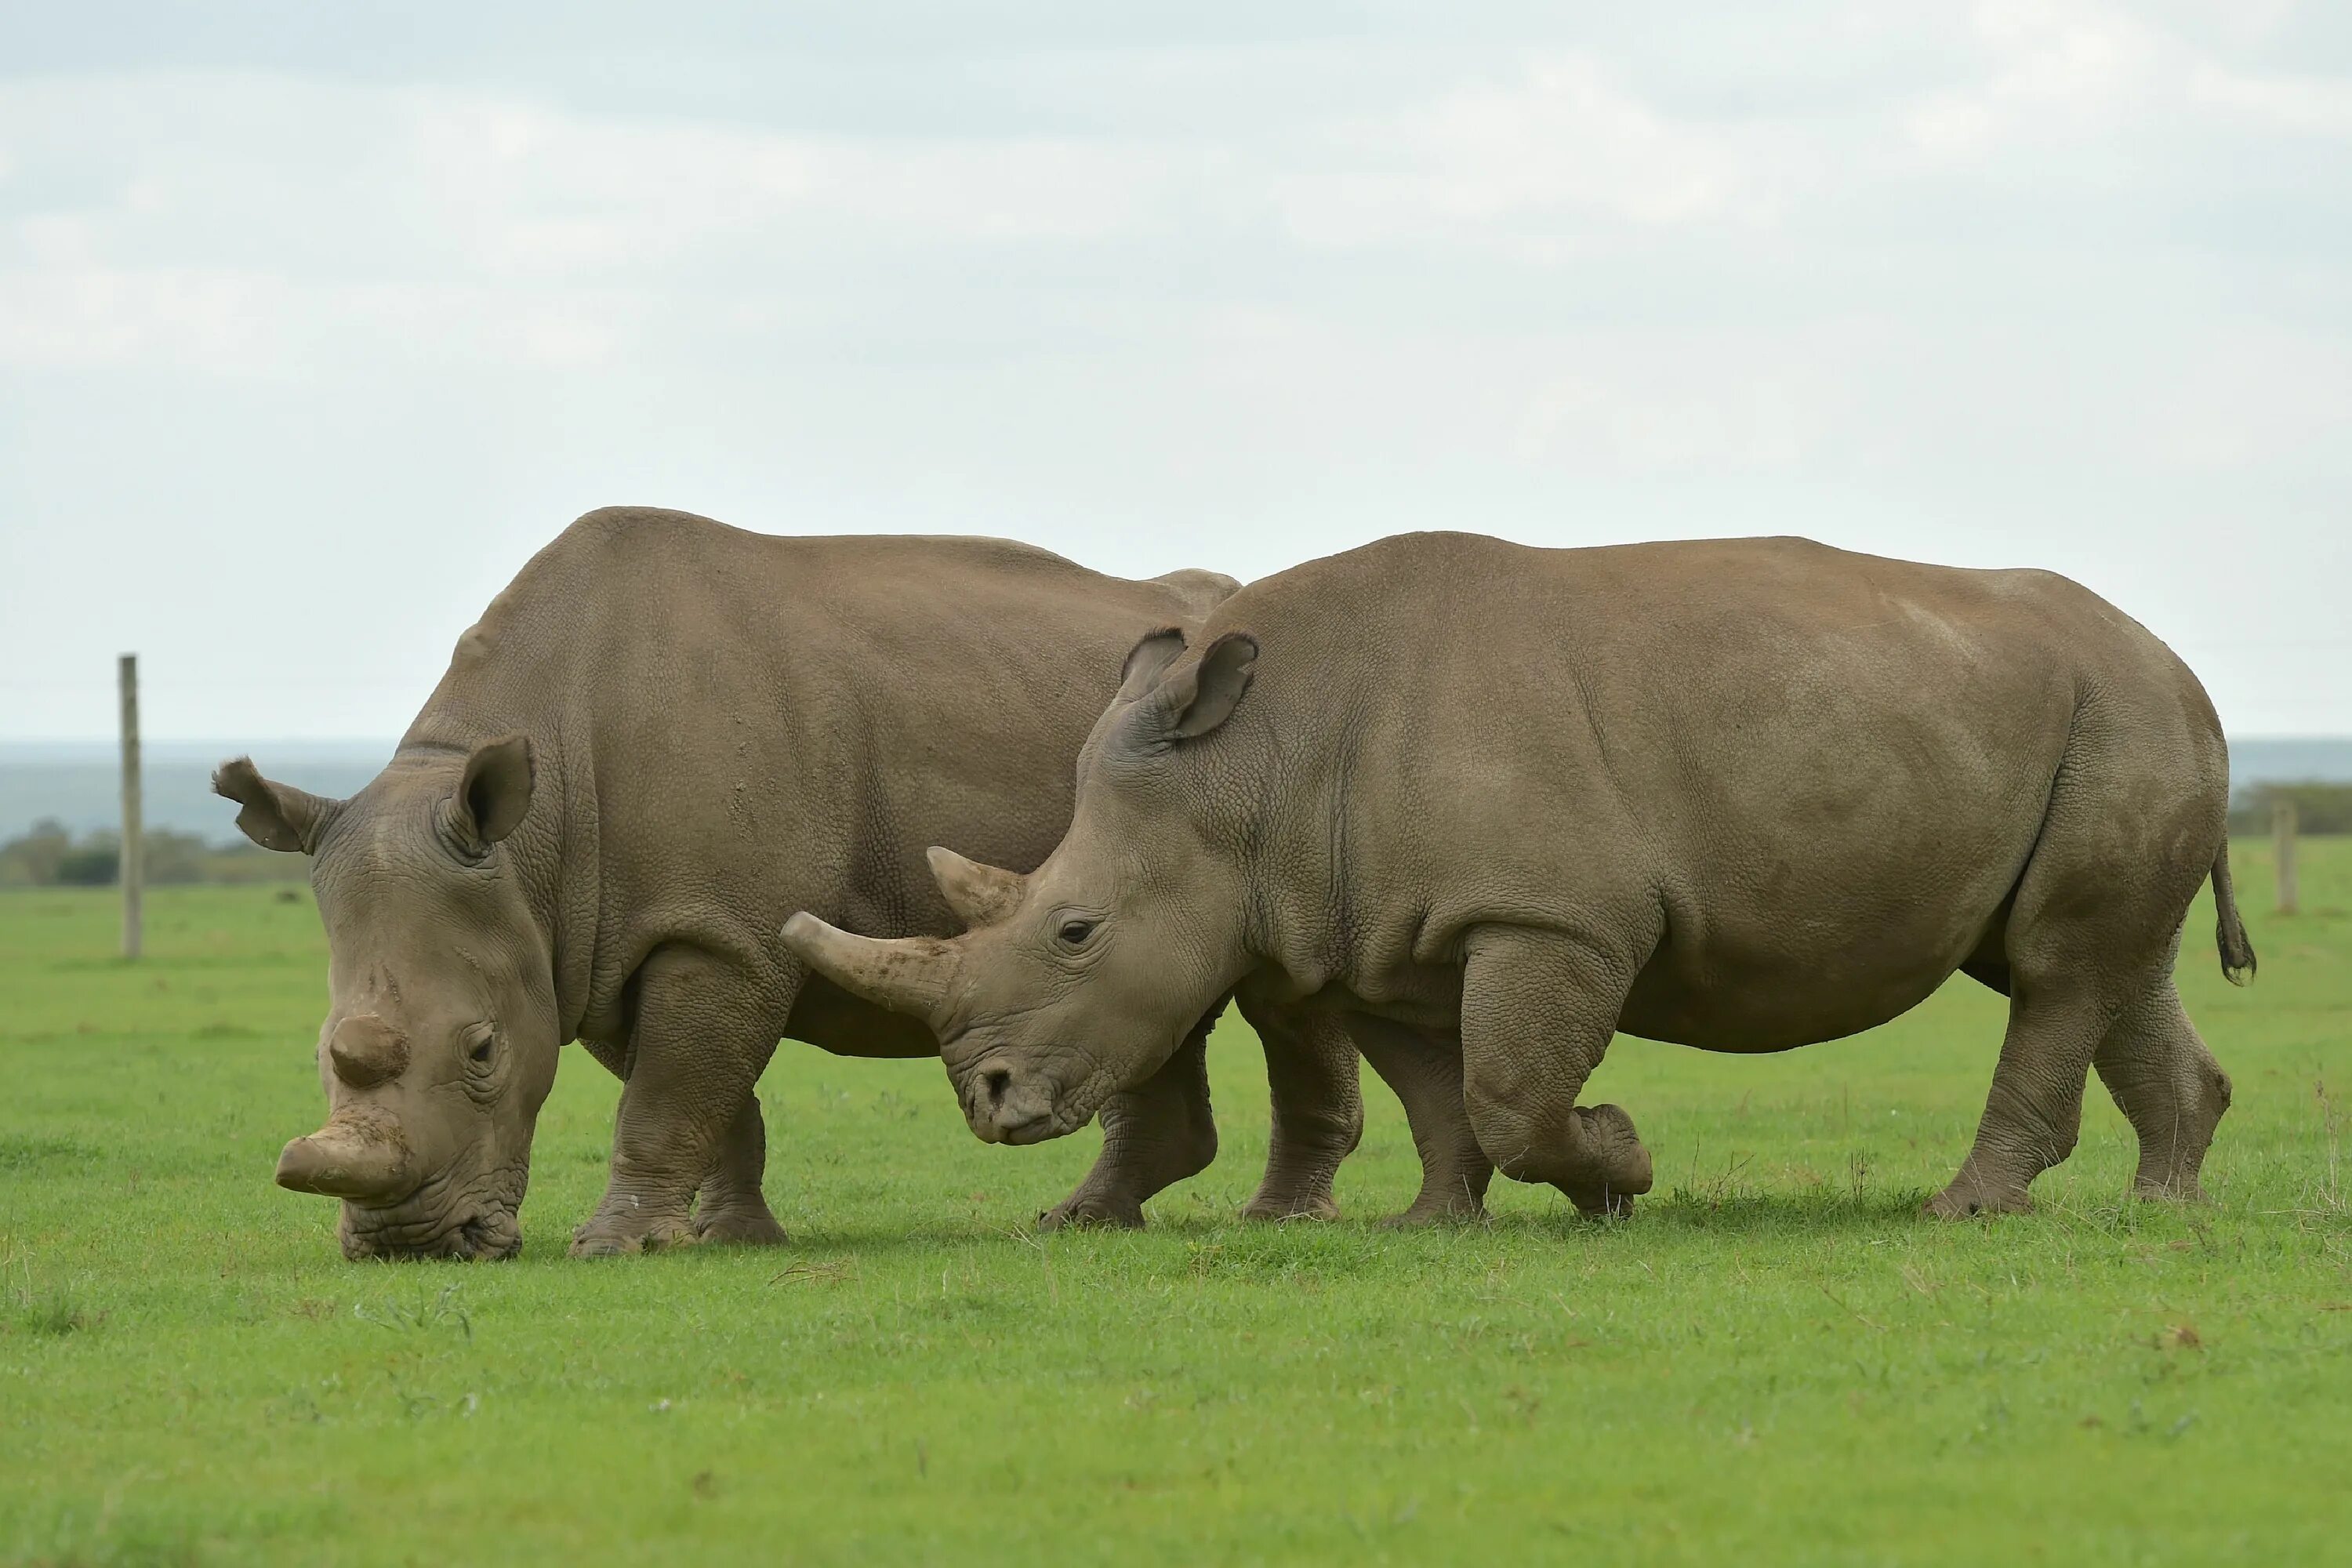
(3, 781, 2344, 890)
(0, 820, 307, 887)
(2230, 782, 2352, 837)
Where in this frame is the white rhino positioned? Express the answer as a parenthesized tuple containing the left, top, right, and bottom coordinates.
(216, 507, 1389, 1258)
(786, 532, 2252, 1221)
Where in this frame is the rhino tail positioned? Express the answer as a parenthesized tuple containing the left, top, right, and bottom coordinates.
(2211, 836, 2256, 986)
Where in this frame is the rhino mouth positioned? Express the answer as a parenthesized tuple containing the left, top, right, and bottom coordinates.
(949, 1045, 1121, 1147)
(337, 1167, 526, 1261)
(991, 1110, 1060, 1146)
(343, 1207, 521, 1262)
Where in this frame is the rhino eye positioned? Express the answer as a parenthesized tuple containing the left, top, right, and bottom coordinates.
(1056, 919, 1097, 949)
(465, 1026, 499, 1070)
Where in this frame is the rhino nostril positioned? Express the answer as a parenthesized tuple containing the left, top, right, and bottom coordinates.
(982, 1068, 1012, 1107)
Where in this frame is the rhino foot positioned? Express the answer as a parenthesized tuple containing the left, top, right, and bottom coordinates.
(692, 1206, 790, 1247)
(1037, 1193, 1147, 1232)
(1552, 1103, 1653, 1217)
(569, 1213, 699, 1258)
(1380, 1193, 1488, 1229)
(1922, 1176, 2034, 1220)
(2129, 1174, 2209, 1204)
(1240, 1190, 1341, 1223)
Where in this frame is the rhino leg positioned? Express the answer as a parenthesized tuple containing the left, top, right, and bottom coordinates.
(572, 945, 779, 1258)
(1925, 975, 2120, 1218)
(1457, 925, 1654, 1218)
(1040, 1011, 1218, 1231)
(691, 1094, 792, 1246)
(1236, 1000, 1363, 1222)
(1928, 729, 2220, 1220)
(2094, 980, 2231, 1203)
(1348, 1014, 1492, 1226)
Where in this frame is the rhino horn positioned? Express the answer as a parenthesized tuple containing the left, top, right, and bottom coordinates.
(327, 1014, 409, 1089)
(782, 913, 959, 1027)
(275, 1110, 413, 1200)
(926, 846, 1026, 931)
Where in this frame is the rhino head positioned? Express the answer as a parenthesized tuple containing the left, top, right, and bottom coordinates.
(782, 629, 1261, 1145)
(216, 735, 560, 1260)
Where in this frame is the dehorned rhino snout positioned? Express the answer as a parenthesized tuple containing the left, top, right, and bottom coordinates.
(275, 1109, 414, 1200)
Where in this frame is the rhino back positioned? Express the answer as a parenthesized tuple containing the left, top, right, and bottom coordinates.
(405, 506, 1202, 1051)
(1195, 532, 2221, 1049)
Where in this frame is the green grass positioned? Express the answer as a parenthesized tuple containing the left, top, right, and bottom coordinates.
(3, 844, 2348, 1566)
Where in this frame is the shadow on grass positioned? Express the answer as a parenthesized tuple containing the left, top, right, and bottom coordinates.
(452, 1179, 2274, 1270)
(532, 1189, 1955, 1267)
(1642, 1186, 1935, 1233)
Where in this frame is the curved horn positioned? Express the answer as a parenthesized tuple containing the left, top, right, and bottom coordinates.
(781, 913, 958, 1027)
(926, 846, 1026, 931)
(327, 1014, 409, 1089)
(274, 1109, 414, 1200)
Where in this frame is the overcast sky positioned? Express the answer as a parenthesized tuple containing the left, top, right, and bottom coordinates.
(3, 1, 2347, 741)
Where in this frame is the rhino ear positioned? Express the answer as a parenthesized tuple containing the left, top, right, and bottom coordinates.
(1120, 631, 1258, 753)
(1116, 627, 1188, 702)
(1163, 632, 1258, 740)
(452, 734, 534, 850)
(213, 758, 343, 855)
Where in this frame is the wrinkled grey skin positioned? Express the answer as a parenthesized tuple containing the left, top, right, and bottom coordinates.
(215, 506, 1348, 1260)
(786, 532, 2252, 1222)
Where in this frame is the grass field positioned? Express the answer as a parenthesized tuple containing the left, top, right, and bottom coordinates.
(4, 842, 2348, 1566)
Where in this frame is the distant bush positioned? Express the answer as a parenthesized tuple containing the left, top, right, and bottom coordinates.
(0, 819, 73, 886)
(2230, 782, 2352, 837)
(0, 823, 307, 887)
(54, 840, 120, 885)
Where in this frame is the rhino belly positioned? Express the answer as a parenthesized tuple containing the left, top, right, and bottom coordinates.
(783, 974, 942, 1060)
(1617, 951, 1974, 1053)
(1613, 811, 2031, 1054)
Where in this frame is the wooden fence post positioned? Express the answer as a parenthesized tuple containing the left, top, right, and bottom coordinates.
(2273, 795, 2299, 917)
(119, 653, 142, 960)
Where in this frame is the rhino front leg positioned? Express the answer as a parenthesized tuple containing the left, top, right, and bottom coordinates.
(1458, 924, 1654, 1218)
(1040, 1008, 1220, 1231)
(572, 945, 779, 1258)
(1237, 1000, 1364, 1222)
(691, 1094, 792, 1246)
(1348, 1013, 1492, 1226)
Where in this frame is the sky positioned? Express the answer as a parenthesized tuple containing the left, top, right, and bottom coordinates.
(2, 1, 2348, 741)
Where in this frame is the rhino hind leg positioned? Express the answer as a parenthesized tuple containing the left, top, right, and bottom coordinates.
(691, 1094, 791, 1246)
(1236, 1000, 1363, 1223)
(2093, 979, 2231, 1202)
(1348, 1013, 1492, 1226)
(1928, 722, 2223, 1220)
(1925, 967, 2224, 1215)
(572, 945, 776, 1258)
(1457, 924, 1655, 1218)
(1923, 980, 2114, 1218)
(1040, 1012, 1219, 1231)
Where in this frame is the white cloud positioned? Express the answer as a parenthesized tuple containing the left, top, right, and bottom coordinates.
(0, 19, 2347, 739)
(1901, 0, 2352, 155)
(0, 71, 1187, 375)
(1280, 55, 1788, 250)
(2187, 64, 2352, 136)
(0, 266, 281, 368)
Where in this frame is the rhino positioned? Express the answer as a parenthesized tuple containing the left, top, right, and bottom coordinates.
(783, 532, 2253, 1221)
(215, 506, 1377, 1260)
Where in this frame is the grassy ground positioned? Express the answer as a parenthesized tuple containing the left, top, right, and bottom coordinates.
(3, 842, 2347, 1566)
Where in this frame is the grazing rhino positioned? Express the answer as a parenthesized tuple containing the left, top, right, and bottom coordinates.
(215, 506, 1361, 1260)
(784, 531, 2253, 1221)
